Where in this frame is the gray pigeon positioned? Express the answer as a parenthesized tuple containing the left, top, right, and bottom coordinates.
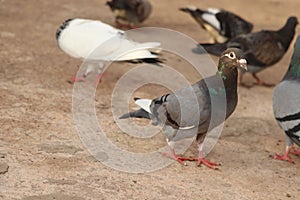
(106, 0, 152, 29)
(273, 35, 300, 163)
(180, 6, 253, 43)
(199, 16, 298, 86)
(119, 48, 247, 169)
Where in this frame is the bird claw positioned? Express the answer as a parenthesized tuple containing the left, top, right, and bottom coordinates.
(181, 156, 220, 169)
(160, 152, 190, 166)
(272, 153, 294, 164)
(290, 148, 300, 156)
(69, 73, 107, 84)
(70, 76, 87, 83)
(196, 158, 221, 170)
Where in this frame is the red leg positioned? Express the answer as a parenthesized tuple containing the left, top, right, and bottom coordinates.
(95, 72, 108, 84)
(290, 147, 300, 156)
(193, 143, 220, 169)
(197, 157, 220, 169)
(70, 76, 87, 83)
(161, 147, 194, 165)
(252, 73, 274, 87)
(70, 73, 108, 84)
(273, 146, 294, 164)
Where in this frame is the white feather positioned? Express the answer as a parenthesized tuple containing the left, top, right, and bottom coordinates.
(202, 12, 221, 31)
(179, 125, 195, 130)
(207, 8, 221, 14)
(57, 18, 160, 61)
(134, 98, 152, 114)
(186, 5, 197, 11)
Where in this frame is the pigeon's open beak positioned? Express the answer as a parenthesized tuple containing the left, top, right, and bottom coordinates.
(238, 58, 248, 71)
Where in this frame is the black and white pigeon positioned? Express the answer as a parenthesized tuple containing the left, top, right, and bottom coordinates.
(273, 35, 300, 163)
(198, 16, 298, 86)
(56, 18, 160, 81)
(180, 6, 253, 43)
(106, 0, 152, 29)
(119, 48, 247, 169)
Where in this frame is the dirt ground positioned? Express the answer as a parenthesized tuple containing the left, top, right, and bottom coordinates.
(1, 0, 300, 199)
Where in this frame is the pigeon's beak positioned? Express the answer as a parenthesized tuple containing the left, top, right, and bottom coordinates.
(238, 58, 248, 71)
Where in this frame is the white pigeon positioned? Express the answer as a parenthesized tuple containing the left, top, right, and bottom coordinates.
(56, 18, 161, 81)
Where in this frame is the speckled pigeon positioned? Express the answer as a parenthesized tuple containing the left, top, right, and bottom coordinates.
(106, 0, 152, 29)
(273, 35, 300, 163)
(56, 18, 160, 81)
(119, 48, 247, 169)
(198, 16, 298, 86)
(180, 6, 253, 43)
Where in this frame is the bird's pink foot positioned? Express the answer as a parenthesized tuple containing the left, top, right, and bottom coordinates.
(252, 74, 274, 87)
(273, 153, 294, 164)
(95, 73, 108, 84)
(182, 156, 220, 169)
(70, 73, 107, 84)
(70, 76, 87, 83)
(290, 148, 300, 156)
(195, 157, 220, 169)
(161, 152, 192, 165)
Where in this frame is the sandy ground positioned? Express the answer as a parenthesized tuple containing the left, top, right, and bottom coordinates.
(1, 0, 300, 199)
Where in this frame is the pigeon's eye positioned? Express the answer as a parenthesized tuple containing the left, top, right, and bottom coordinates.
(228, 52, 236, 59)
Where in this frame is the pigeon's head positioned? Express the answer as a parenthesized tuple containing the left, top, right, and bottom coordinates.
(287, 16, 298, 26)
(218, 48, 247, 71)
(56, 18, 75, 40)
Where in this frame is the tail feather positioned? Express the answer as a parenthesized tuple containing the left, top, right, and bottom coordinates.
(179, 6, 204, 15)
(119, 108, 151, 119)
(127, 57, 165, 66)
(194, 43, 227, 56)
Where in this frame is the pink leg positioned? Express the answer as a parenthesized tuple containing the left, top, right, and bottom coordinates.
(289, 147, 300, 156)
(273, 145, 294, 164)
(70, 76, 87, 83)
(161, 147, 194, 165)
(195, 150, 220, 170)
(193, 143, 220, 169)
(95, 72, 108, 84)
(253, 73, 274, 87)
(70, 72, 108, 84)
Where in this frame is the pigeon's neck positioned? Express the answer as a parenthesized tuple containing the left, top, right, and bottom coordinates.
(217, 64, 238, 118)
(218, 64, 238, 87)
(277, 19, 297, 51)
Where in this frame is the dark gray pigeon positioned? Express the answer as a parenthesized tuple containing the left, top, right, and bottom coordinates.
(273, 35, 300, 163)
(119, 48, 247, 169)
(180, 6, 253, 43)
(106, 0, 152, 29)
(198, 16, 298, 86)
